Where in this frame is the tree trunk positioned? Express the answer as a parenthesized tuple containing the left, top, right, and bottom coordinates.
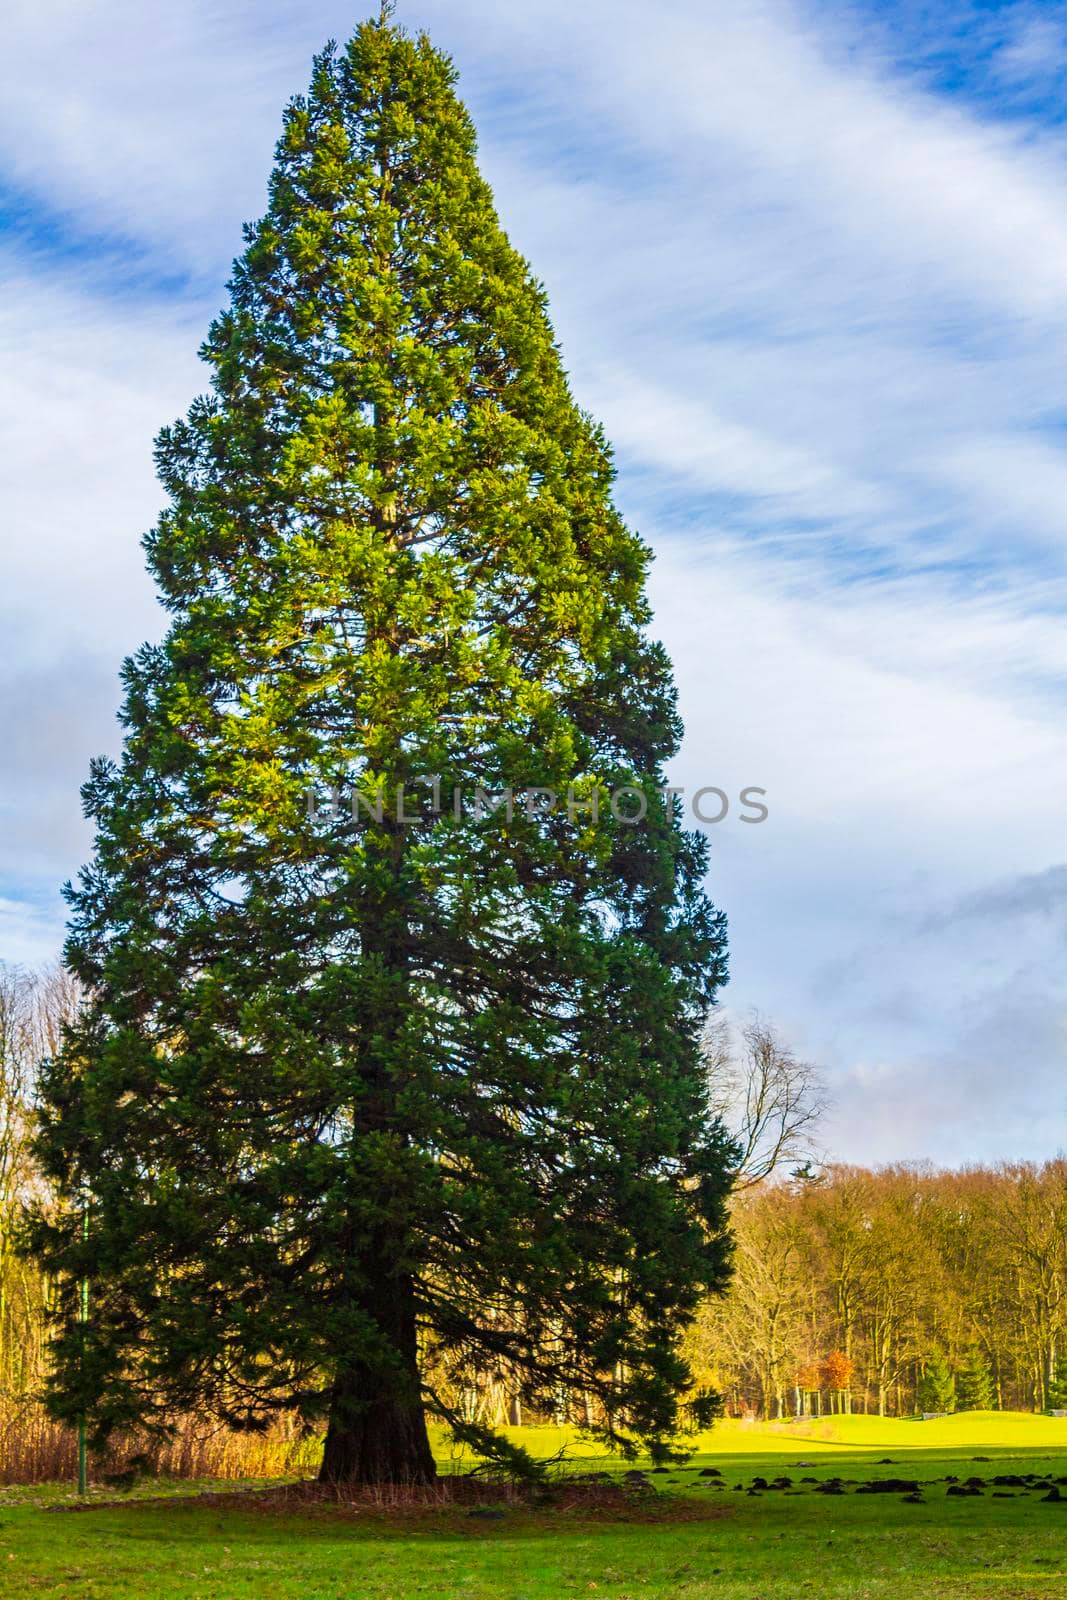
(315, 634, 434, 1487)
(319, 1269, 436, 1485)
(319, 1377, 435, 1484)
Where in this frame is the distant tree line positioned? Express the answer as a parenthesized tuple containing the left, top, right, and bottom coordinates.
(687, 1160, 1067, 1419)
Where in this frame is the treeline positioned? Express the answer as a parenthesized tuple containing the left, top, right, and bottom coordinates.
(688, 1161, 1067, 1419)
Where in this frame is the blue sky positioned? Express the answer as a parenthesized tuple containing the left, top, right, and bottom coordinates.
(4, 0, 1067, 1163)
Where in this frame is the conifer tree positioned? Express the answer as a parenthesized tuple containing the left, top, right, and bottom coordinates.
(28, 14, 732, 1483)
(916, 1353, 956, 1415)
(955, 1345, 995, 1412)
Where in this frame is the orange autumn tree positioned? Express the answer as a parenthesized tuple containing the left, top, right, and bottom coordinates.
(820, 1350, 855, 1414)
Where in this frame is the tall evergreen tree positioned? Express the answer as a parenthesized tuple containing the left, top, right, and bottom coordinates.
(28, 14, 732, 1484)
(955, 1345, 995, 1412)
(916, 1353, 956, 1415)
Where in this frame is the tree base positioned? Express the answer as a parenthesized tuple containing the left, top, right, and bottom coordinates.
(319, 1392, 437, 1485)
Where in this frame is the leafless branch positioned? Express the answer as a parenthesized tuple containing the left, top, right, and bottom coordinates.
(704, 1012, 828, 1188)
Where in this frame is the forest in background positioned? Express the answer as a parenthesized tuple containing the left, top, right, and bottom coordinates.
(689, 1160, 1067, 1421)
(0, 961, 1064, 1481)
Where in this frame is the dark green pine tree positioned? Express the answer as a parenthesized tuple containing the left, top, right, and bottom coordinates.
(916, 1353, 957, 1416)
(955, 1345, 995, 1412)
(28, 13, 732, 1485)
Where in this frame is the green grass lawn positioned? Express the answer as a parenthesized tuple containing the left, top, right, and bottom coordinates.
(3, 1413, 1067, 1599)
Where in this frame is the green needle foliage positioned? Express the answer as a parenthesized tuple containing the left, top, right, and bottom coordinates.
(28, 13, 732, 1484)
(955, 1346, 995, 1412)
(917, 1354, 957, 1417)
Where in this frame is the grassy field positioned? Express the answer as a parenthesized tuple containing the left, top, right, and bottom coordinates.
(3, 1412, 1067, 1599)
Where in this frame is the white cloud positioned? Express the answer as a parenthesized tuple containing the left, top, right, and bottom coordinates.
(0, 270, 200, 648)
(993, 10, 1067, 89)
(0, 0, 310, 270)
(0, 898, 65, 970)
(584, 367, 882, 521)
(928, 435, 1067, 552)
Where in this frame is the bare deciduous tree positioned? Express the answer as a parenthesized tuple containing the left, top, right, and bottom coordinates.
(704, 1013, 827, 1189)
(0, 966, 35, 1214)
